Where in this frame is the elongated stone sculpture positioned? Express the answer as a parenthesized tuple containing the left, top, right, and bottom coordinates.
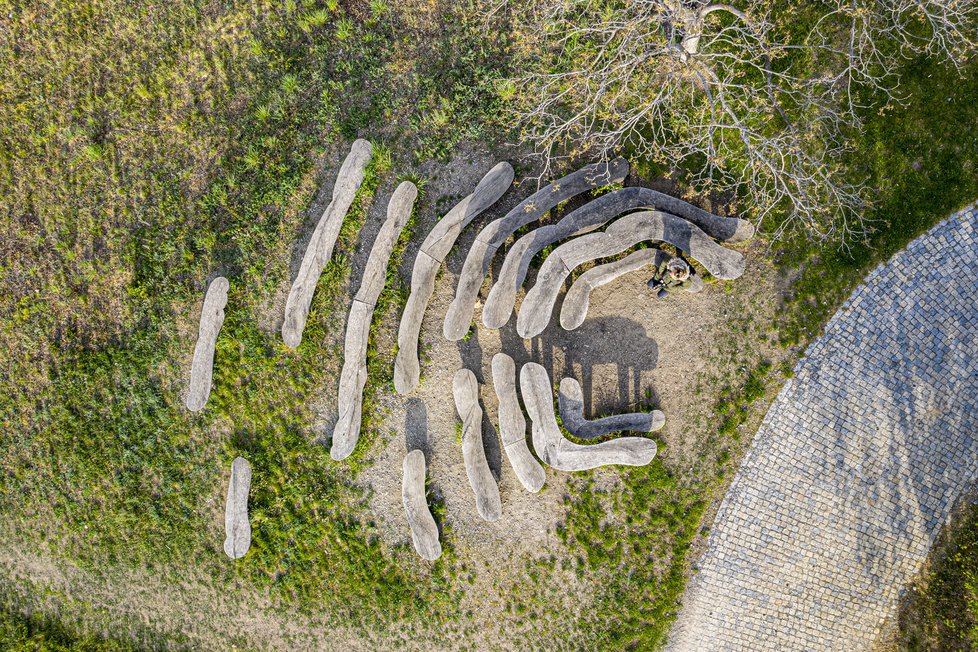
(402, 449, 442, 561)
(282, 139, 373, 348)
(394, 163, 514, 394)
(519, 363, 657, 471)
(452, 368, 501, 521)
(186, 276, 230, 412)
(483, 187, 751, 329)
(560, 249, 664, 330)
(331, 181, 418, 461)
(491, 353, 546, 493)
(443, 158, 630, 341)
(517, 211, 745, 338)
(558, 377, 665, 438)
(224, 456, 252, 560)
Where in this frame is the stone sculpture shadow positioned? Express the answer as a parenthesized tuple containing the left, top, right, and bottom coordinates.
(404, 398, 430, 461)
(494, 314, 659, 418)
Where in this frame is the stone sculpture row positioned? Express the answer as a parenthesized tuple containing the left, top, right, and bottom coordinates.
(183, 141, 751, 562)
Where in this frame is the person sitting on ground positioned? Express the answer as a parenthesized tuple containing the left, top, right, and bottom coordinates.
(646, 256, 701, 298)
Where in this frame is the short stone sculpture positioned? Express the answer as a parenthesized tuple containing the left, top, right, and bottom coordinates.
(402, 449, 442, 561)
(491, 353, 546, 493)
(452, 368, 502, 521)
(443, 158, 629, 341)
(331, 181, 418, 461)
(186, 276, 230, 412)
(482, 187, 751, 329)
(519, 363, 658, 471)
(560, 249, 663, 331)
(282, 139, 373, 348)
(394, 162, 514, 394)
(517, 210, 745, 338)
(224, 456, 252, 560)
(558, 377, 665, 438)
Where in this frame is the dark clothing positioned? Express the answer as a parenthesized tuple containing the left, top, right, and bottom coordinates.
(647, 259, 695, 294)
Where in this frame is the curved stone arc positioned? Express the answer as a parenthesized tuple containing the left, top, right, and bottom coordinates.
(402, 449, 442, 561)
(452, 368, 502, 521)
(442, 158, 630, 341)
(393, 163, 514, 395)
(186, 276, 230, 413)
(666, 207, 978, 651)
(516, 211, 745, 338)
(560, 249, 664, 331)
(490, 353, 546, 493)
(223, 456, 252, 560)
(483, 186, 750, 329)
(282, 139, 373, 348)
(330, 181, 418, 461)
(518, 363, 657, 471)
(557, 377, 665, 439)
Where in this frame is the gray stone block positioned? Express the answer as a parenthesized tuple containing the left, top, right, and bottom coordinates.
(491, 353, 546, 493)
(282, 139, 373, 348)
(519, 363, 658, 471)
(558, 377, 665, 438)
(517, 211, 745, 338)
(223, 456, 252, 560)
(331, 182, 417, 461)
(560, 249, 663, 331)
(394, 163, 513, 395)
(453, 368, 502, 521)
(402, 449, 442, 561)
(443, 158, 629, 341)
(186, 276, 229, 413)
(482, 187, 748, 329)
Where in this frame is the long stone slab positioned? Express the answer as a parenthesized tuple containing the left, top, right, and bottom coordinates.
(282, 139, 373, 348)
(224, 456, 252, 560)
(491, 353, 546, 493)
(517, 211, 745, 338)
(442, 158, 629, 341)
(331, 181, 417, 461)
(560, 249, 664, 330)
(558, 377, 665, 438)
(393, 163, 514, 395)
(402, 449, 442, 561)
(186, 276, 229, 413)
(482, 187, 749, 328)
(452, 368, 502, 521)
(519, 363, 657, 472)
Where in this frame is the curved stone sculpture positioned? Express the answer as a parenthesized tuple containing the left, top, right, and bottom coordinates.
(394, 162, 514, 394)
(517, 211, 745, 338)
(491, 353, 546, 493)
(452, 368, 501, 521)
(282, 139, 373, 348)
(519, 363, 657, 471)
(558, 377, 665, 439)
(331, 181, 418, 461)
(402, 449, 442, 561)
(224, 456, 252, 560)
(186, 276, 230, 413)
(483, 187, 751, 329)
(560, 249, 663, 331)
(443, 158, 630, 341)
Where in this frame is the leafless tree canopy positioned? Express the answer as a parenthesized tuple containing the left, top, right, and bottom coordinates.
(506, 0, 978, 241)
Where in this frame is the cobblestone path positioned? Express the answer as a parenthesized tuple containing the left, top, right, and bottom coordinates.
(666, 207, 978, 651)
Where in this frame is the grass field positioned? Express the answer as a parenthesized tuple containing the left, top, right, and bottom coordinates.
(2, 0, 978, 650)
